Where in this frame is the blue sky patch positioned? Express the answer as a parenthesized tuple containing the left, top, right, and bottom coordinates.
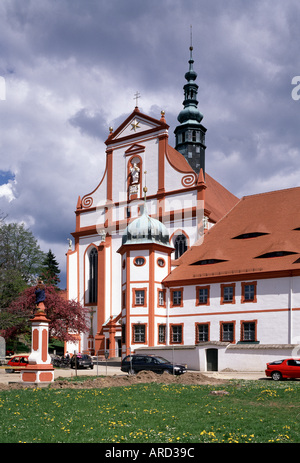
(0, 170, 15, 185)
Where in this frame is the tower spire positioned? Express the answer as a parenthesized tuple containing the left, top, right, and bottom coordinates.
(186, 26, 197, 82)
(174, 32, 207, 175)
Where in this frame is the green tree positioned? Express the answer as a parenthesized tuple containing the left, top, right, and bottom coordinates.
(0, 268, 27, 311)
(40, 250, 61, 287)
(0, 222, 46, 310)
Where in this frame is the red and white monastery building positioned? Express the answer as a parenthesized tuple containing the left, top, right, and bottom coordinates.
(66, 47, 300, 371)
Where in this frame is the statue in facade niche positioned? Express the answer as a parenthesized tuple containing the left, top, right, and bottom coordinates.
(130, 162, 140, 184)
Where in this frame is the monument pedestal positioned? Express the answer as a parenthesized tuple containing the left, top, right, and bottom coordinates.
(21, 365, 54, 385)
(21, 302, 54, 386)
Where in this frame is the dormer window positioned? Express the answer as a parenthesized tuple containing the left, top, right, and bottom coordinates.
(255, 251, 297, 259)
(191, 259, 226, 266)
(233, 232, 269, 240)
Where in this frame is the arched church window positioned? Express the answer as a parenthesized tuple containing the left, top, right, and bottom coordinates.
(88, 248, 98, 303)
(174, 234, 188, 259)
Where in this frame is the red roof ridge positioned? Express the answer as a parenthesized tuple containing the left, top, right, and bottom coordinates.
(166, 144, 196, 174)
(242, 185, 300, 200)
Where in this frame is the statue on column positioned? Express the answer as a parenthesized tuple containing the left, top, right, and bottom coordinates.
(21, 279, 54, 384)
(35, 280, 46, 312)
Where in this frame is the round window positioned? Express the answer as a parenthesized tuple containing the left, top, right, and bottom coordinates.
(157, 258, 165, 267)
(134, 257, 145, 266)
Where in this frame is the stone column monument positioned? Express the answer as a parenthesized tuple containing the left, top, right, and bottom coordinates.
(21, 281, 54, 385)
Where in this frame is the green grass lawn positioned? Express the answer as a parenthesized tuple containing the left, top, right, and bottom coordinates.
(0, 379, 300, 443)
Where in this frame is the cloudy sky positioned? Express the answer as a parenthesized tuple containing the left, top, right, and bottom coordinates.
(0, 0, 299, 287)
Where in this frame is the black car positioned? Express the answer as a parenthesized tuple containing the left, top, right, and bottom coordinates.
(70, 354, 94, 369)
(121, 354, 187, 375)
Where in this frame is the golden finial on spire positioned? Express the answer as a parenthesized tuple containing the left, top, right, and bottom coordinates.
(143, 171, 148, 201)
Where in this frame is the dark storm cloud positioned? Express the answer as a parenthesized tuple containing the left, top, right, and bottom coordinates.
(1, 0, 181, 86)
(69, 108, 108, 140)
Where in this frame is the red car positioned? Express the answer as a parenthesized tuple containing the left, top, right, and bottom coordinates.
(5, 354, 29, 373)
(265, 358, 300, 381)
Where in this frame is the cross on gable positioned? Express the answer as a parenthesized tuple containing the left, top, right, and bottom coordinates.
(134, 91, 141, 107)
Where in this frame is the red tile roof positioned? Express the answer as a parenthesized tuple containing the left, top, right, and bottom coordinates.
(166, 145, 194, 174)
(166, 144, 239, 223)
(205, 173, 239, 223)
(164, 186, 300, 286)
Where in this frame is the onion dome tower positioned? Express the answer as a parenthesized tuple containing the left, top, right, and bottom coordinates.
(174, 39, 207, 175)
(118, 187, 173, 354)
(122, 201, 171, 247)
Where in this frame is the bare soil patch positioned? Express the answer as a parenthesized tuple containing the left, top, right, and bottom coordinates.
(0, 371, 228, 390)
(52, 371, 228, 389)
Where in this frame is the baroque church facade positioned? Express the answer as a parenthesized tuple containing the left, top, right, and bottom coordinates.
(66, 45, 238, 358)
(67, 46, 300, 371)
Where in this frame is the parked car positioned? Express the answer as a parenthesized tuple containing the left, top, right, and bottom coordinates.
(5, 354, 29, 373)
(70, 354, 94, 369)
(265, 358, 300, 381)
(121, 354, 187, 375)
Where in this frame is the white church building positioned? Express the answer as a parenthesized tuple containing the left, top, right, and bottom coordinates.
(66, 46, 300, 371)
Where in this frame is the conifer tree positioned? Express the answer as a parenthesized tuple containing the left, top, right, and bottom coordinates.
(40, 249, 61, 287)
